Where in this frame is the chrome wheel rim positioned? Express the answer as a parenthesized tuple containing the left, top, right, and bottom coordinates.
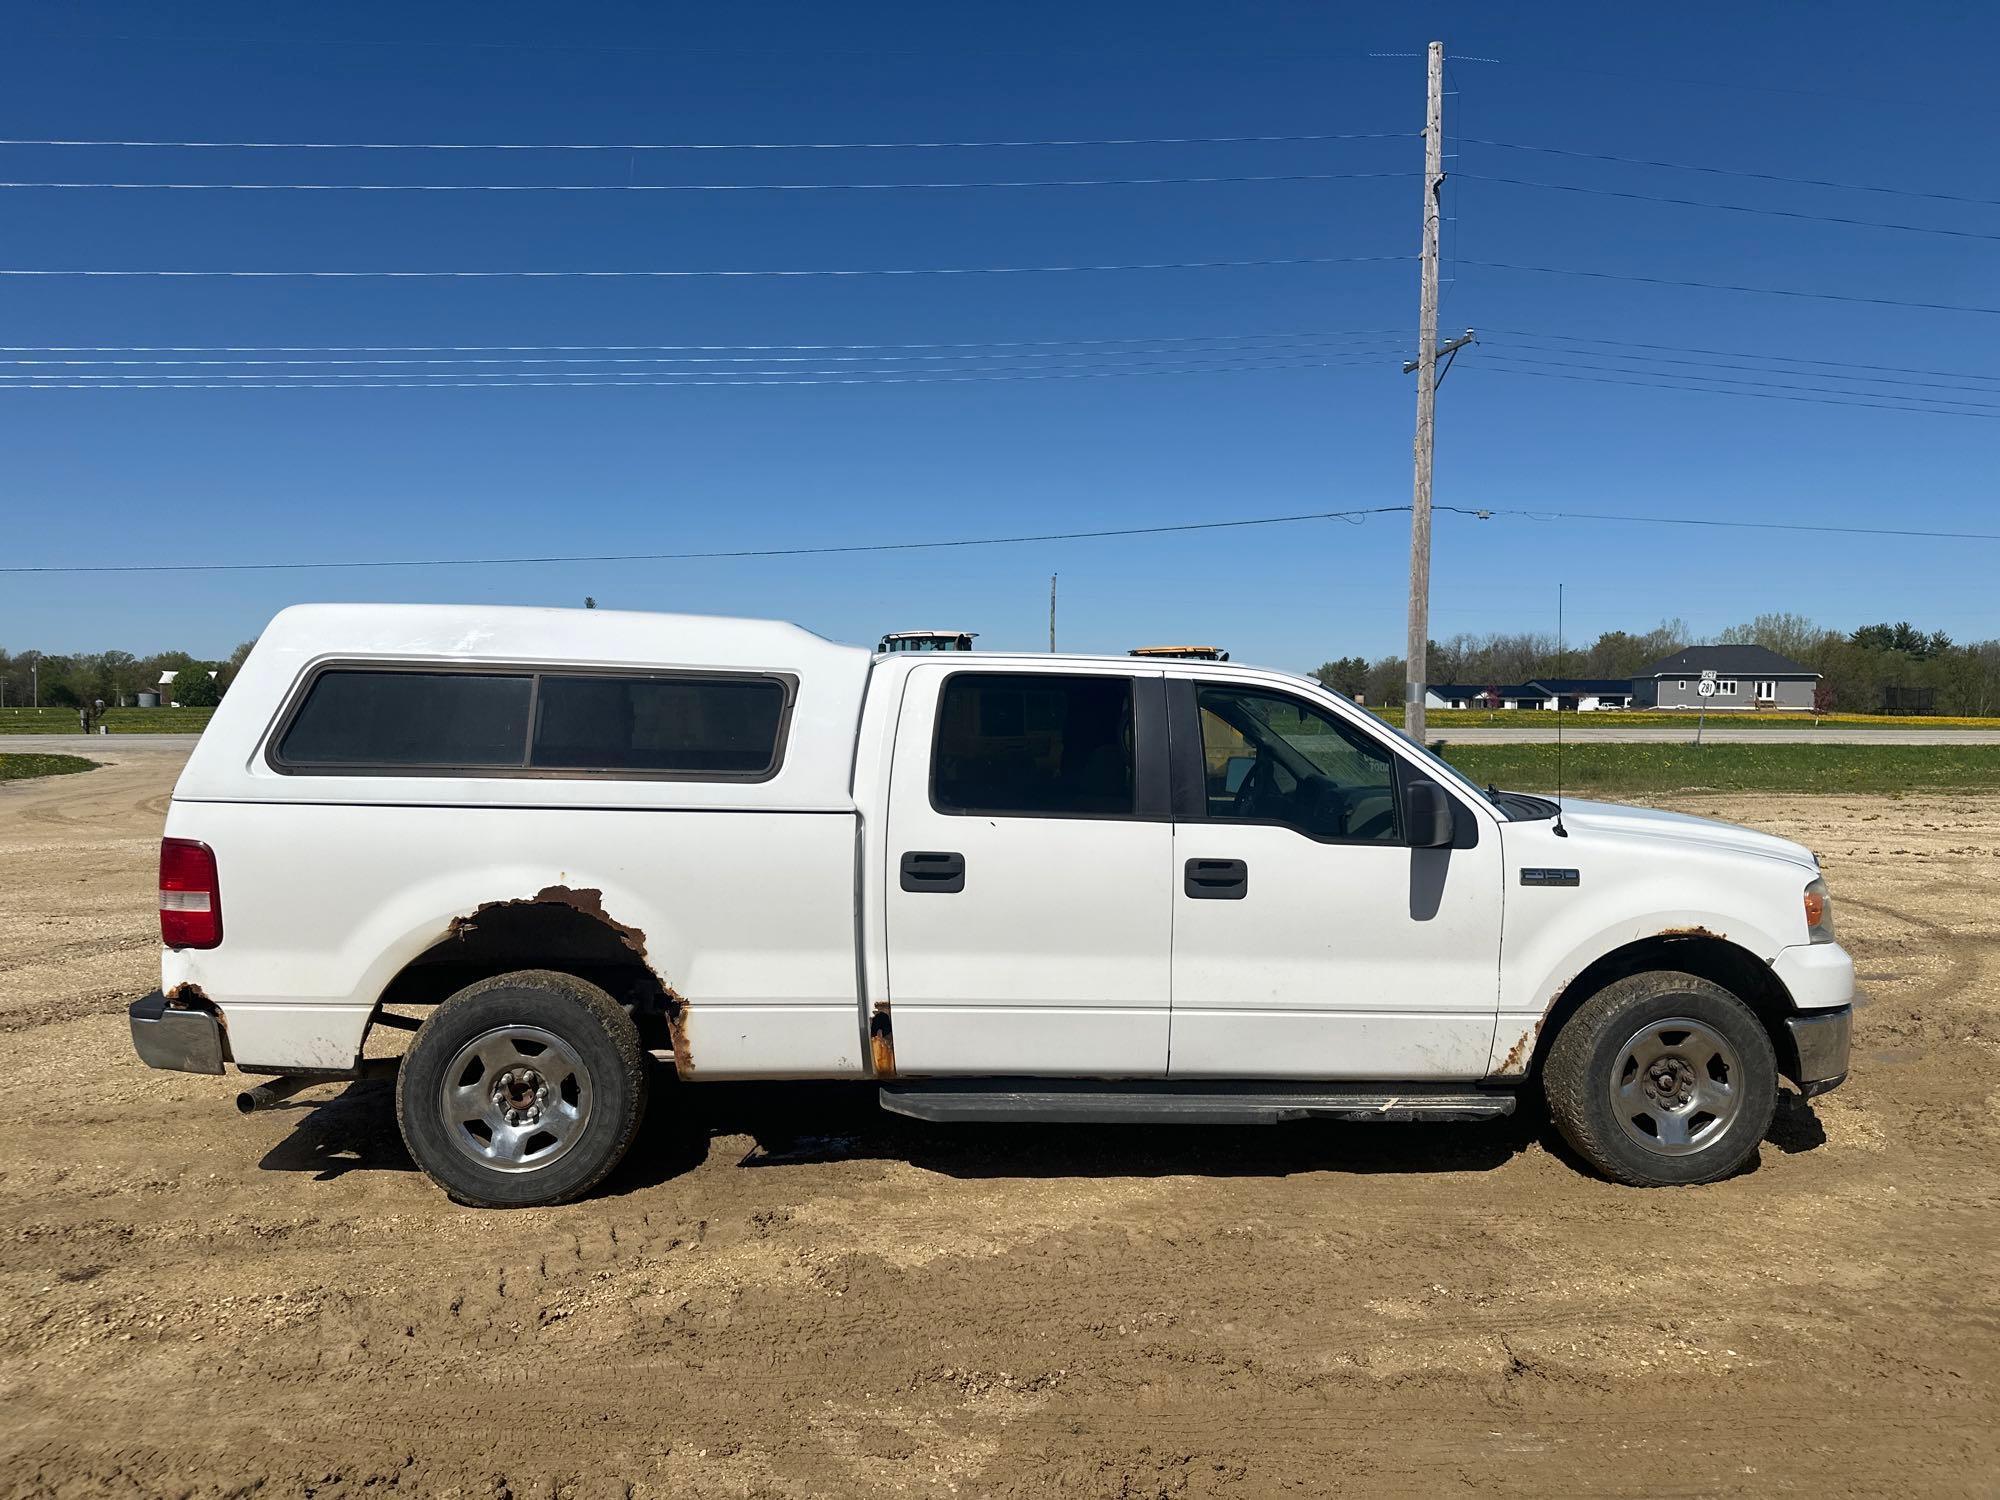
(439, 1025, 592, 1173)
(1610, 1016, 1741, 1157)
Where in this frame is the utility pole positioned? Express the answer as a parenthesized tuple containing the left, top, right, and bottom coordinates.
(1402, 39, 1445, 746)
(1048, 573, 1058, 651)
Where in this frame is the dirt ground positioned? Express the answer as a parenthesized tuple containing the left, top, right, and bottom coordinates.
(2, 747, 1995, 1499)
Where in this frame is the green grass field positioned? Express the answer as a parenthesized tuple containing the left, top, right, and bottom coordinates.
(1438, 741, 2000, 796)
(0, 707, 215, 735)
(0, 753, 100, 782)
(1375, 707, 2000, 730)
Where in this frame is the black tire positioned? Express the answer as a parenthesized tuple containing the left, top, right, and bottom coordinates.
(395, 969, 647, 1208)
(1543, 970, 1777, 1187)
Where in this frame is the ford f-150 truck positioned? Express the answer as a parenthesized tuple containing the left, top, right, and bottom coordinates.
(130, 604, 1852, 1206)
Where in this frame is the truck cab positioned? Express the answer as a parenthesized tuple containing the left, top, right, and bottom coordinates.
(131, 604, 1853, 1206)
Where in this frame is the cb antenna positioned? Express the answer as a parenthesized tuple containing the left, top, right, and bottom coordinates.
(1554, 582, 1569, 836)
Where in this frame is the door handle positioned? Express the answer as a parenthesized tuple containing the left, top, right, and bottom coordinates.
(1185, 857, 1248, 900)
(900, 850, 966, 894)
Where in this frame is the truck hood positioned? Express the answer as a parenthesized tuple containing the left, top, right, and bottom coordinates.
(1552, 799, 1818, 872)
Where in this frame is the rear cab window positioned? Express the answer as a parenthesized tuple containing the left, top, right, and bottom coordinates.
(931, 672, 1136, 817)
(270, 666, 793, 780)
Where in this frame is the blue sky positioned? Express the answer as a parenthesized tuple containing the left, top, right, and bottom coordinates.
(5, 1, 1997, 668)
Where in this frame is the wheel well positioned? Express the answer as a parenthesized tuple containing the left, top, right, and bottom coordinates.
(1528, 934, 1798, 1079)
(370, 896, 681, 1059)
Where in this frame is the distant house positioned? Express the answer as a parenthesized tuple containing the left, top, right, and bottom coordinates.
(1634, 645, 1819, 710)
(155, 667, 218, 708)
(1426, 683, 1524, 710)
(1525, 678, 1635, 711)
(1425, 678, 1634, 712)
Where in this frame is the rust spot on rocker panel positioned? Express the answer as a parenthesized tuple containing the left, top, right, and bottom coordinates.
(1498, 1016, 1544, 1076)
(665, 992, 694, 1077)
(447, 884, 691, 1073)
(869, 1001, 896, 1078)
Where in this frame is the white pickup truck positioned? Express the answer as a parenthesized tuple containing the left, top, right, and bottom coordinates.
(130, 604, 1852, 1206)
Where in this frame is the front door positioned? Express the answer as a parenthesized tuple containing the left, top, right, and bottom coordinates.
(1167, 678, 1504, 1079)
(884, 664, 1173, 1076)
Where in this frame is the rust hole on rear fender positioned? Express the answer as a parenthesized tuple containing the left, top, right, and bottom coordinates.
(448, 884, 648, 958)
(443, 884, 689, 1072)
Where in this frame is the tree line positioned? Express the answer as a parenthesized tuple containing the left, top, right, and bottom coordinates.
(1313, 614, 2000, 715)
(10, 613, 2000, 716)
(0, 641, 256, 710)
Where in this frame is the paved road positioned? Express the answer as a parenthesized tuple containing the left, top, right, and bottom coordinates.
(2, 734, 203, 757)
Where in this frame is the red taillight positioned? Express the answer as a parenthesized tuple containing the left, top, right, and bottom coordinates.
(160, 837, 222, 949)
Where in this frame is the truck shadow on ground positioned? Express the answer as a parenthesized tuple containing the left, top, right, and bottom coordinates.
(254, 1077, 410, 1182)
(252, 1068, 1830, 1193)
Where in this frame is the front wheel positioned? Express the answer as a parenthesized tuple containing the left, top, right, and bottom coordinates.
(1543, 970, 1777, 1187)
(396, 969, 647, 1207)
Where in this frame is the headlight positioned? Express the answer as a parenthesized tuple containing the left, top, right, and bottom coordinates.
(1804, 877, 1836, 944)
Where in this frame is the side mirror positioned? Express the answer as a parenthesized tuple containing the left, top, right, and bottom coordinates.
(1405, 779, 1456, 848)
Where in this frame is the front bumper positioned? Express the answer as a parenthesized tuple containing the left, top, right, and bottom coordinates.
(129, 991, 226, 1075)
(1782, 1005, 1851, 1097)
(1771, 940, 1856, 1011)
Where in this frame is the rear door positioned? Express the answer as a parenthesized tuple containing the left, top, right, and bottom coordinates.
(883, 663, 1173, 1076)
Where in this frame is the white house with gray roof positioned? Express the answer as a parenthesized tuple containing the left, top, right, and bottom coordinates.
(1633, 646, 1820, 710)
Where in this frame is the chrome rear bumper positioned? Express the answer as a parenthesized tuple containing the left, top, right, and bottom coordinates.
(129, 991, 226, 1075)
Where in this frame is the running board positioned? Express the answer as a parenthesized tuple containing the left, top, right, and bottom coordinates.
(878, 1079, 1515, 1126)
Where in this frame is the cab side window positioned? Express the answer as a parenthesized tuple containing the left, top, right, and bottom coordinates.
(1195, 685, 1400, 842)
(933, 673, 1135, 817)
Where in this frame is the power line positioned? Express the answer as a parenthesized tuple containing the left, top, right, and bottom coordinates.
(1457, 258, 2000, 317)
(0, 170, 1418, 193)
(1476, 351, 2000, 411)
(14, 500, 2000, 576)
(0, 253, 1412, 280)
(1477, 357, 2000, 418)
(1459, 171, 2000, 242)
(0, 350, 1400, 383)
(1452, 505, 2000, 544)
(0, 129, 1413, 152)
(0, 343, 1403, 373)
(1480, 338, 2000, 398)
(0, 332, 1411, 368)
(1481, 329, 2000, 385)
(0, 327, 1412, 354)
(0, 354, 1386, 391)
(0, 506, 1410, 574)
(1463, 137, 2000, 208)
(1471, 358, 2000, 420)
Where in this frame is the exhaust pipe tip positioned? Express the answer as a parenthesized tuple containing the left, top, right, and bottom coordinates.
(235, 1075, 316, 1113)
(233, 1060, 396, 1114)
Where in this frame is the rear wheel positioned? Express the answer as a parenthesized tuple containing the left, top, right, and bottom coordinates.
(1543, 970, 1777, 1187)
(396, 970, 647, 1207)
